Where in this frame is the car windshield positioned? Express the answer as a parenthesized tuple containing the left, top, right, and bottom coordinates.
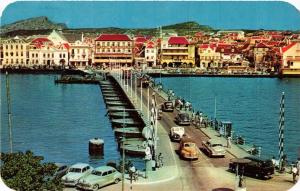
(69, 168, 82, 173)
(166, 103, 173, 106)
(262, 160, 273, 167)
(184, 143, 195, 147)
(91, 170, 102, 176)
(180, 114, 189, 120)
(212, 144, 223, 147)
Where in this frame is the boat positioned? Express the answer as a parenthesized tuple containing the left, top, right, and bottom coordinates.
(108, 111, 132, 118)
(104, 97, 123, 102)
(111, 118, 142, 126)
(114, 127, 142, 138)
(118, 138, 146, 156)
(107, 106, 128, 111)
(105, 101, 128, 106)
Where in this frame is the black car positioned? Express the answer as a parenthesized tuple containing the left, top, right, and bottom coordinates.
(175, 113, 190, 126)
(229, 156, 274, 179)
(162, 101, 174, 112)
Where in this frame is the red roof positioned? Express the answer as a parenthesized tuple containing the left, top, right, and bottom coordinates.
(135, 37, 147, 44)
(255, 42, 268, 48)
(31, 37, 52, 48)
(168, 36, 189, 45)
(96, 34, 131, 41)
(146, 41, 155, 48)
(63, 43, 70, 50)
(281, 42, 297, 53)
(31, 37, 51, 43)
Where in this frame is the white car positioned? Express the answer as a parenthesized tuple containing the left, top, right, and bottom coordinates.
(202, 139, 226, 157)
(170, 126, 185, 142)
(76, 166, 122, 190)
(61, 163, 93, 186)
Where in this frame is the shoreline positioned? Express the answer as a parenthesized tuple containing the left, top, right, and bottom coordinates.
(1, 68, 300, 78)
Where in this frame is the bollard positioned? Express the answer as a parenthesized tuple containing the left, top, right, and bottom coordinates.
(89, 138, 104, 156)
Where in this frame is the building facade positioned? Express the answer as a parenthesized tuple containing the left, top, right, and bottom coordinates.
(198, 44, 221, 68)
(145, 41, 157, 67)
(94, 34, 133, 68)
(281, 42, 300, 75)
(160, 36, 195, 68)
(69, 40, 92, 68)
(2, 38, 29, 66)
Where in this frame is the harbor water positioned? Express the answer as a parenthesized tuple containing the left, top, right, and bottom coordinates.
(157, 77, 300, 161)
(0, 74, 143, 168)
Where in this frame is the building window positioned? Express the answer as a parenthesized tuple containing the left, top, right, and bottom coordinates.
(5, 52, 8, 56)
(6, 45, 8, 49)
(43, 54, 45, 58)
(59, 54, 62, 58)
(48, 54, 50, 58)
(16, 45, 18, 49)
(21, 52, 23, 56)
(21, 45, 23, 49)
(52, 53, 54, 58)
(36, 53, 38, 57)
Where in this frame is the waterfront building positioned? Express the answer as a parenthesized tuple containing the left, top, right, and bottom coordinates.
(253, 42, 269, 64)
(160, 36, 195, 68)
(280, 42, 300, 75)
(2, 37, 29, 66)
(215, 44, 243, 65)
(145, 41, 157, 67)
(28, 37, 69, 66)
(94, 34, 133, 68)
(133, 36, 147, 68)
(198, 43, 221, 68)
(66, 33, 93, 68)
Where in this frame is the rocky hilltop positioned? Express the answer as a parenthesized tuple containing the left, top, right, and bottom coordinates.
(0, 16, 67, 35)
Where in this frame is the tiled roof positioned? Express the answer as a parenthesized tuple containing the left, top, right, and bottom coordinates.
(255, 42, 268, 48)
(281, 42, 297, 53)
(135, 37, 147, 44)
(31, 37, 51, 43)
(168, 36, 189, 45)
(96, 34, 131, 41)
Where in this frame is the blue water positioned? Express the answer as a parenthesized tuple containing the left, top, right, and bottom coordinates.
(0, 74, 143, 168)
(157, 77, 300, 161)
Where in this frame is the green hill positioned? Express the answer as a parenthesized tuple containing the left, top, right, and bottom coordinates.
(0, 16, 67, 35)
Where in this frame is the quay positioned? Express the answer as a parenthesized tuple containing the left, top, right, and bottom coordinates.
(57, 69, 296, 191)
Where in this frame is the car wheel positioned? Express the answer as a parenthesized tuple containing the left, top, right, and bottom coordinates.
(93, 184, 100, 190)
(114, 178, 120, 184)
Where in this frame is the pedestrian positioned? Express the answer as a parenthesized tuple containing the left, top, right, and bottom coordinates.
(292, 165, 298, 183)
(227, 136, 232, 148)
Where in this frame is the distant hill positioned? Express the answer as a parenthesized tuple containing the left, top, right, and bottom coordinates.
(0, 17, 213, 37)
(0, 16, 67, 35)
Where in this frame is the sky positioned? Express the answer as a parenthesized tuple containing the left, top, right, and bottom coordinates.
(1, 1, 300, 30)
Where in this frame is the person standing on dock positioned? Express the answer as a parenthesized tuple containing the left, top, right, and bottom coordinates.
(227, 136, 232, 148)
(292, 165, 298, 183)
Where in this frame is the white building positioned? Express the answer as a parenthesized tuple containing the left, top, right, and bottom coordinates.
(145, 41, 157, 67)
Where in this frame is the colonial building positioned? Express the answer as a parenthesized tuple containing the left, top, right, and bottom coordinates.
(198, 43, 221, 68)
(160, 36, 195, 68)
(28, 37, 69, 66)
(280, 42, 300, 75)
(253, 42, 269, 64)
(94, 34, 133, 67)
(69, 40, 92, 68)
(2, 37, 29, 66)
(145, 41, 157, 67)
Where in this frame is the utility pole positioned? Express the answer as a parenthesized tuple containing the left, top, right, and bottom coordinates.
(6, 72, 13, 153)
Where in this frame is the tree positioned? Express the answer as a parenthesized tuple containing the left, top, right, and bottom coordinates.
(0, 151, 63, 191)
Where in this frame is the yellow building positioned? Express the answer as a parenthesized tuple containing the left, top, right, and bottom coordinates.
(94, 34, 133, 68)
(2, 37, 29, 66)
(198, 44, 221, 68)
(281, 42, 300, 75)
(160, 36, 195, 68)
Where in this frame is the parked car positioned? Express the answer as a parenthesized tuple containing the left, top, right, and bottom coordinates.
(76, 166, 122, 190)
(175, 113, 190, 126)
(202, 139, 226, 157)
(179, 138, 199, 160)
(229, 156, 275, 179)
(170, 126, 185, 142)
(61, 163, 93, 186)
(46, 163, 69, 181)
(162, 101, 174, 112)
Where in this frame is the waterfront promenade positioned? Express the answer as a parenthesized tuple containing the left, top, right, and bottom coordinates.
(70, 69, 295, 191)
